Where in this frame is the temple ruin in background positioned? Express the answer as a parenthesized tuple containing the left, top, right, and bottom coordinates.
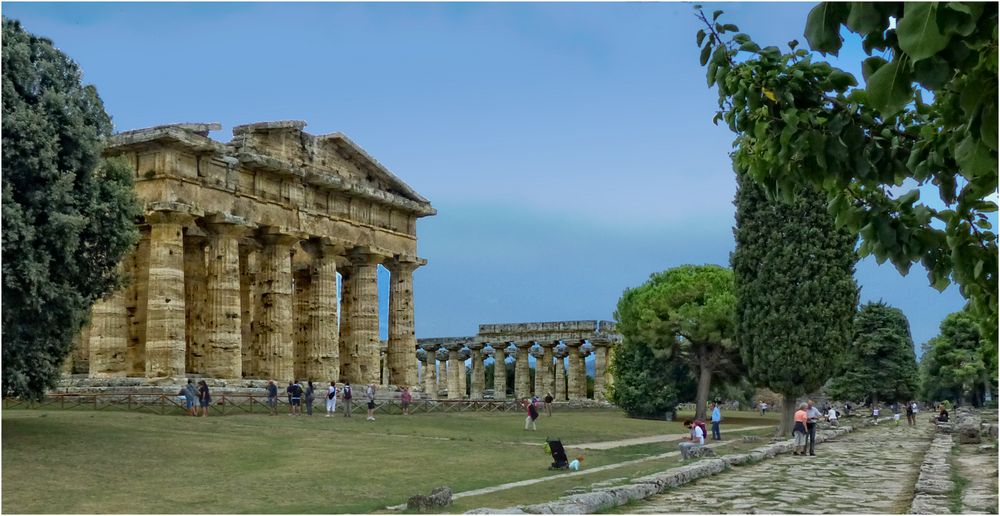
(416, 320, 620, 401)
(64, 121, 434, 386)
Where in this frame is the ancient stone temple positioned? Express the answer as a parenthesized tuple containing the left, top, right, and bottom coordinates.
(416, 320, 620, 401)
(64, 121, 434, 386)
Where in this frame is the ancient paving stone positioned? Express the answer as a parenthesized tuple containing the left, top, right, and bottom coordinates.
(626, 424, 932, 514)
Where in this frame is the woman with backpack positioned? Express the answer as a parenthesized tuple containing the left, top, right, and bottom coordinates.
(342, 382, 353, 417)
(523, 398, 539, 431)
(326, 381, 338, 417)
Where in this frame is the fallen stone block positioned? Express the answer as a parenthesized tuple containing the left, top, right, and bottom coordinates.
(407, 486, 453, 511)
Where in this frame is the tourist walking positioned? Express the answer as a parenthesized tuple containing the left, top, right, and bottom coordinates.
(759, 400, 768, 416)
(304, 381, 315, 416)
(544, 392, 554, 417)
(792, 403, 808, 455)
(342, 382, 353, 417)
(906, 401, 916, 426)
(180, 379, 197, 416)
(710, 401, 722, 441)
(872, 404, 881, 425)
(197, 380, 211, 417)
(827, 405, 839, 427)
(400, 387, 412, 415)
(806, 400, 822, 456)
(523, 398, 539, 431)
(325, 382, 338, 417)
(289, 380, 303, 416)
(365, 384, 377, 421)
(267, 380, 278, 415)
(679, 419, 705, 460)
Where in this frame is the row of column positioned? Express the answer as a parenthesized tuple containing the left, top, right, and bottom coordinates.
(415, 340, 612, 401)
(83, 209, 421, 387)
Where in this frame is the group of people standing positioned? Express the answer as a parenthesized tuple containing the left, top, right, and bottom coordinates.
(260, 380, 412, 421)
(177, 379, 212, 417)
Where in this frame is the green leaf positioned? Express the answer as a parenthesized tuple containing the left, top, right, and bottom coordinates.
(936, 3, 982, 36)
(722, 24, 740, 33)
(897, 189, 920, 206)
(788, 39, 799, 50)
(846, 2, 884, 34)
(700, 43, 712, 66)
(804, 2, 847, 55)
(911, 55, 952, 90)
(828, 70, 858, 91)
(862, 56, 888, 83)
(955, 134, 996, 179)
(897, 2, 951, 60)
(974, 259, 984, 279)
(696, 29, 706, 47)
(866, 56, 913, 115)
(979, 101, 997, 151)
(713, 9, 723, 21)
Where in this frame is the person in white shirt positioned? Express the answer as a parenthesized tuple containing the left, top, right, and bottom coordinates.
(872, 405, 881, 425)
(827, 406, 839, 427)
(679, 419, 705, 460)
(325, 381, 337, 417)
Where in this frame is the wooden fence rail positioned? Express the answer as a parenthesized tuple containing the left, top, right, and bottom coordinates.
(3, 393, 532, 415)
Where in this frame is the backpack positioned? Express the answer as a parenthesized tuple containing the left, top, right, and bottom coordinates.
(343, 386, 352, 399)
(529, 404, 539, 420)
(327, 388, 336, 400)
(694, 420, 707, 438)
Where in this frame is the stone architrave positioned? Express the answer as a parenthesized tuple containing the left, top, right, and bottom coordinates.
(254, 230, 300, 381)
(592, 340, 610, 401)
(387, 257, 421, 387)
(564, 340, 584, 400)
(553, 347, 567, 401)
(301, 239, 340, 382)
(202, 217, 253, 379)
(443, 342, 463, 400)
(468, 342, 486, 399)
(420, 343, 440, 397)
(89, 263, 130, 378)
(347, 248, 382, 385)
(530, 346, 546, 398)
(541, 341, 557, 398)
(144, 210, 195, 378)
(492, 344, 508, 400)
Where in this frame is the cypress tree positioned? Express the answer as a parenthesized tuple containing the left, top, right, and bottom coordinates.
(2, 18, 140, 399)
(731, 171, 858, 435)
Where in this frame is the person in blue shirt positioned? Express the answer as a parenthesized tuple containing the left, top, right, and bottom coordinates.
(710, 401, 722, 441)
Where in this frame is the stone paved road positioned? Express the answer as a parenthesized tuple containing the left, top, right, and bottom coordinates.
(624, 423, 933, 514)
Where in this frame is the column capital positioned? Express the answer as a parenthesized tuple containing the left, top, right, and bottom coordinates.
(553, 348, 568, 359)
(482, 347, 495, 358)
(513, 340, 534, 349)
(443, 342, 464, 352)
(591, 338, 613, 348)
(258, 226, 305, 247)
(458, 348, 471, 361)
(415, 348, 427, 361)
(349, 245, 392, 266)
(435, 348, 449, 362)
(539, 340, 559, 349)
(420, 343, 440, 353)
(466, 342, 485, 351)
(529, 348, 545, 359)
(563, 340, 584, 349)
(386, 255, 427, 274)
(300, 237, 348, 258)
(145, 208, 197, 227)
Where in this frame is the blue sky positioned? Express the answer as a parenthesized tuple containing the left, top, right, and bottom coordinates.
(4, 2, 967, 351)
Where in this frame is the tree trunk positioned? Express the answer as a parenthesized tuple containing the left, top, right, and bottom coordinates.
(694, 357, 712, 421)
(778, 393, 796, 437)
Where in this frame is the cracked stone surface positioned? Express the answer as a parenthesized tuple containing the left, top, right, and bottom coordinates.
(624, 424, 932, 514)
(955, 443, 999, 514)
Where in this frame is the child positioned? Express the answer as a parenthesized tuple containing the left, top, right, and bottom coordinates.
(568, 456, 584, 471)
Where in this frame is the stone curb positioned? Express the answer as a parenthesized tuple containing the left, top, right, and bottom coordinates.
(908, 433, 954, 514)
(466, 425, 857, 514)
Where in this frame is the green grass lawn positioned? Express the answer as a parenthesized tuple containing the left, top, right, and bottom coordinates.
(2, 408, 778, 513)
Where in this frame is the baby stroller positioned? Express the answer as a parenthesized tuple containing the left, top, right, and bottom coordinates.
(546, 438, 569, 469)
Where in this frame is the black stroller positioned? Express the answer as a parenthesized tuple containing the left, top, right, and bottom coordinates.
(546, 438, 569, 469)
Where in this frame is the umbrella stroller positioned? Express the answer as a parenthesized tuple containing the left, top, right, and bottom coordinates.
(546, 438, 569, 469)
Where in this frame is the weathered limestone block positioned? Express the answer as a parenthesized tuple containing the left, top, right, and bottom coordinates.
(910, 434, 955, 515)
(255, 232, 298, 381)
(493, 344, 508, 400)
(347, 250, 382, 384)
(388, 258, 420, 387)
(513, 341, 532, 400)
(144, 211, 193, 378)
(203, 220, 249, 379)
(406, 486, 452, 511)
(468, 342, 486, 399)
(958, 414, 983, 444)
(553, 348, 567, 401)
(564, 341, 583, 400)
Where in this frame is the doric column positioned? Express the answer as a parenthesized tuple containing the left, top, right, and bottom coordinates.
(435, 348, 449, 395)
(444, 342, 463, 400)
(347, 248, 382, 385)
(513, 341, 532, 399)
(458, 348, 470, 398)
(468, 342, 486, 400)
(73, 319, 92, 374)
(564, 340, 584, 400)
(202, 217, 252, 379)
(301, 239, 340, 382)
(144, 210, 194, 378)
(238, 241, 260, 377)
(578, 347, 592, 399)
(387, 257, 422, 387)
(593, 340, 610, 401)
(530, 347, 546, 398)
(380, 346, 389, 386)
(415, 348, 427, 384)
(492, 343, 508, 400)
(420, 343, 440, 397)
(292, 265, 311, 380)
(553, 347, 567, 401)
(541, 341, 557, 398)
(338, 264, 355, 382)
(88, 267, 130, 378)
(183, 228, 208, 374)
(127, 226, 150, 376)
(254, 230, 300, 381)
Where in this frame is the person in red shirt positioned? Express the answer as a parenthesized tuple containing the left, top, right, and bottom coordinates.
(793, 403, 809, 455)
